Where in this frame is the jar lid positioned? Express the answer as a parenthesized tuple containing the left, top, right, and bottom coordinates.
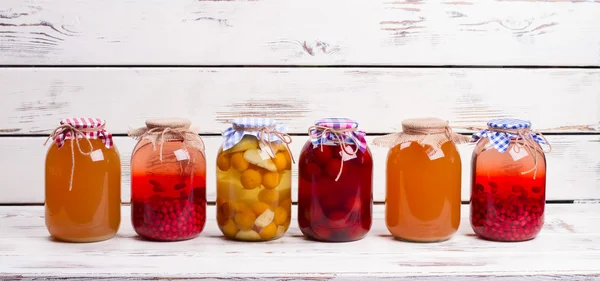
(487, 118, 532, 130)
(222, 118, 288, 151)
(52, 117, 113, 148)
(231, 118, 277, 129)
(309, 118, 367, 152)
(314, 117, 359, 129)
(60, 117, 106, 129)
(401, 117, 447, 131)
(145, 118, 191, 129)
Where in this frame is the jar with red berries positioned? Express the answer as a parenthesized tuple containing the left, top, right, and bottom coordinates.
(298, 118, 373, 242)
(216, 118, 294, 241)
(129, 118, 207, 241)
(470, 118, 551, 242)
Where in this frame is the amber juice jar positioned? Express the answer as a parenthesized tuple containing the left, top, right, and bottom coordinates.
(45, 118, 121, 242)
(375, 118, 468, 242)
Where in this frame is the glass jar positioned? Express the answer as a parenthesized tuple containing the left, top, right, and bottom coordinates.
(470, 118, 550, 242)
(298, 118, 373, 242)
(375, 118, 468, 242)
(216, 118, 293, 241)
(129, 118, 207, 241)
(45, 118, 121, 242)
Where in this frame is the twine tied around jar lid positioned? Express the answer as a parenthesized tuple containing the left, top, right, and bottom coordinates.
(308, 124, 364, 182)
(44, 118, 113, 191)
(128, 118, 205, 162)
(231, 123, 295, 164)
(372, 117, 471, 150)
(484, 126, 552, 176)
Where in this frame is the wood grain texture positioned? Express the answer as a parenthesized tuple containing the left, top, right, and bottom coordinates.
(1, 0, 600, 65)
(1, 205, 600, 280)
(1, 135, 598, 204)
(0, 68, 598, 135)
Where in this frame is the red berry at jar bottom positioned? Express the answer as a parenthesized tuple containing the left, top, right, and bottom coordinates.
(471, 181, 545, 242)
(132, 188, 206, 241)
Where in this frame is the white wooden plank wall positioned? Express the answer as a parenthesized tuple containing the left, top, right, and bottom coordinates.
(0, 0, 600, 65)
(0, 68, 598, 135)
(0, 0, 598, 206)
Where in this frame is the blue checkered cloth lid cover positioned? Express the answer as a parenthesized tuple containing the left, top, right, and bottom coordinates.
(221, 118, 289, 151)
(472, 118, 547, 153)
(309, 117, 368, 152)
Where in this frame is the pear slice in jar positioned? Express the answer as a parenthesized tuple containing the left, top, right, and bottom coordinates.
(272, 143, 288, 153)
(227, 136, 259, 154)
(243, 149, 278, 172)
(235, 230, 262, 241)
(254, 209, 275, 228)
(275, 171, 292, 199)
(217, 177, 260, 202)
(276, 226, 287, 237)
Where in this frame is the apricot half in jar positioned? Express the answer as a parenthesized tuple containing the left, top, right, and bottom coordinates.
(241, 169, 262, 190)
(251, 202, 271, 216)
(273, 206, 288, 225)
(217, 154, 231, 171)
(258, 189, 280, 205)
(231, 152, 250, 172)
(234, 209, 256, 230)
(262, 172, 281, 189)
(260, 223, 278, 240)
(222, 219, 238, 237)
(273, 152, 288, 172)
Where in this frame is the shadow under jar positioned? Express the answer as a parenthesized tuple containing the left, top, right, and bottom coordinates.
(130, 118, 207, 241)
(45, 118, 121, 243)
(375, 118, 469, 242)
(298, 118, 373, 242)
(216, 118, 293, 241)
(470, 118, 550, 242)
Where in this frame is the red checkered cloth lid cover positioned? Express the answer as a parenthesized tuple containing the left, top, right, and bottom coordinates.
(51, 117, 114, 149)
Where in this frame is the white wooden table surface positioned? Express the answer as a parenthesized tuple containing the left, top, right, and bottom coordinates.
(1, 204, 599, 280)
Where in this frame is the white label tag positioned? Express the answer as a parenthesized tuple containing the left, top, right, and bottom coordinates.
(340, 145, 357, 162)
(426, 147, 445, 161)
(400, 142, 411, 150)
(509, 146, 529, 162)
(259, 142, 275, 160)
(173, 149, 190, 161)
(90, 149, 104, 162)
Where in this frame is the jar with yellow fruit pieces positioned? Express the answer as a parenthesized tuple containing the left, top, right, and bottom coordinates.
(216, 118, 294, 241)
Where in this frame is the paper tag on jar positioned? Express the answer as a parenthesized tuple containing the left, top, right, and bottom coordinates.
(259, 142, 275, 160)
(426, 146, 445, 161)
(400, 142, 411, 150)
(90, 149, 104, 162)
(340, 145, 357, 162)
(509, 146, 529, 162)
(173, 149, 190, 161)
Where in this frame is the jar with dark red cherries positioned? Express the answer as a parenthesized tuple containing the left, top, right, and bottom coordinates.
(298, 118, 373, 242)
(470, 118, 551, 242)
(129, 118, 207, 241)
